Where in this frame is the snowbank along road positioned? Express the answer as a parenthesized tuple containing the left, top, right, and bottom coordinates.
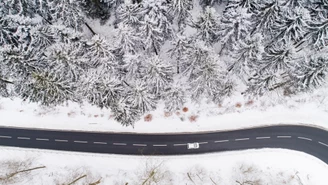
(0, 125, 327, 164)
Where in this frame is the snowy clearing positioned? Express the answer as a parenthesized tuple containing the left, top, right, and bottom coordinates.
(0, 147, 326, 185)
(0, 85, 327, 133)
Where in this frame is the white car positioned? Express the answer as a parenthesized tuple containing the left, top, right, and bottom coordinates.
(187, 142, 200, 149)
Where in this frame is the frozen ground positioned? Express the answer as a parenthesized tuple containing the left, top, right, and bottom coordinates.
(0, 147, 326, 185)
(0, 85, 327, 133)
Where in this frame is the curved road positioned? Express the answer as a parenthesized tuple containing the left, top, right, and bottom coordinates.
(0, 125, 327, 164)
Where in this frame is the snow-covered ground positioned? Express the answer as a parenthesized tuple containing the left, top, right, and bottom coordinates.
(0, 85, 327, 133)
(0, 147, 326, 185)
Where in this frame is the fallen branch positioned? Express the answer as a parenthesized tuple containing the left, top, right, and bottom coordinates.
(67, 174, 87, 185)
(89, 178, 102, 185)
(0, 166, 46, 181)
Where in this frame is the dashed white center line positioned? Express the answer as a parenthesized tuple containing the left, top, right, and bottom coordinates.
(0, 135, 12, 139)
(55, 139, 68, 142)
(319, 141, 328, 147)
(277, 136, 292, 138)
(214, 140, 229, 143)
(36, 138, 49, 141)
(133, 144, 147, 147)
(297, 137, 312, 141)
(17, 137, 30, 140)
(153, 144, 167, 147)
(256, 136, 271, 140)
(173, 143, 187, 146)
(235, 138, 250, 141)
(199, 142, 208, 145)
(113, 143, 127, 146)
(74, 140, 88, 144)
(93, 142, 107, 145)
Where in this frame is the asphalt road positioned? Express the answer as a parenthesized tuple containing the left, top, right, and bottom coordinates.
(0, 125, 327, 164)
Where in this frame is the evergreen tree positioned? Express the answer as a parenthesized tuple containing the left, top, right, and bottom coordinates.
(193, 6, 221, 44)
(291, 54, 328, 90)
(111, 97, 141, 127)
(125, 80, 157, 114)
(84, 76, 124, 109)
(16, 71, 76, 106)
(271, 7, 310, 44)
(85, 35, 116, 69)
(167, 34, 193, 74)
(163, 81, 186, 111)
(116, 2, 143, 27)
(218, 7, 252, 55)
(116, 24, 144, 55)
(168, 0, 193, 29)
(227, 33, 264, 82)
(48, 0, 84, 30)
(199, 0, 223, 7)
(142, 56, 173, 96)
(79, 0, 112, 23)
(226, 0, 258, 13)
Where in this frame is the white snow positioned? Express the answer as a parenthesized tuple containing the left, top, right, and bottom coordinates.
(0, 85, 327, 133)
(0, 147, 326, 184)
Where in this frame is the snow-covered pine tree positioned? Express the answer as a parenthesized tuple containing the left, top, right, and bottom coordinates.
(250, 0, 280, 36)
(120, 53, 144, 81)
(167, 34, 193, 74)
(199, 0, 223, 8)
(225, 0, 258, 13)
(116, 2, 143, 27)
(15, 70, 77, 106)
(79, 0, 112, 23)
(139, 0, 173, 55)
(305, 12, 328, 50)
(110, 97, 141, 127)
(85, 35, 116, 70)
(180, 39, 210, 79)
(84, 76, 124, 109)
(271, 7, 310, 44)
(168, 0, 193, 30)
(258, 41, 296, 74)
(125, 79, 157, 114)
(116, 24, 144, 55)
(227, 33, 264, 83)
(46, 42, 87, 83)
(291, 53, 328, 90)
(163, 81, 186, 111)
(48, 0, 84, 30)
(192, 6, 221, 44)
(30, 24, 57, 50)
(218, 7, 252, 55)
(188, 52, 232, 103)
(142, 56, 173, 96)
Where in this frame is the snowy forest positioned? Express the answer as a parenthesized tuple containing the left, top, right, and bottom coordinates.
(0, 0, 328, 126)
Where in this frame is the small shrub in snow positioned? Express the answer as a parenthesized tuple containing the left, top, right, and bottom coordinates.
(189, 115, 198, 122)
(235, 103, 242, 108)
(164, 112, 172, 117)
(176, 111, 181, 116)
(144, 114, 153, 122)
(182, 107, 189, 112)
(245, 100, 254, 106)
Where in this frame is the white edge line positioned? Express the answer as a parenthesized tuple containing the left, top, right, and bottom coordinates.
(93, 142, 107, 145)
(277, 136, 292, 138)
(55, 139, 68, 142)
(199, 142, 208, 144)
(235, 138, 250, 141)
(319, 141, 328, 147)
(256, 137, 271, 140)
(214, 140, 229, 143)
(153, 144, 167, 147)
(17, 137, 30, 140)
(297, 137, 312, 141)
(0, 135, 12, 139)
(133, 144, 147, 147)
(74, 140, 88, 144)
